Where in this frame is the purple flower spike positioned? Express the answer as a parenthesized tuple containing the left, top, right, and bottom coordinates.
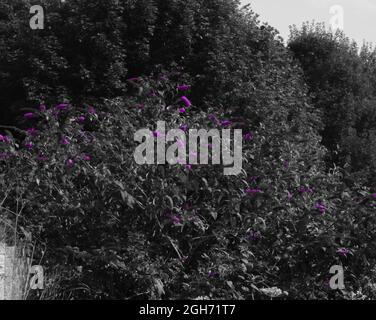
(185, 164, 193, 170)
(39, 104, 47, 112)
(24, 112, 35, 119)
(77, 116, 86, 123)
(88, 106, 96, 114)
(208, 271, 220, 278)
(66, 159, 75, 167)
(26, 128, 38, 137)
(299, 186, 314, 194)
(315, 202, 327, 214)
(208, 114, 218, 123)
(370, 193, 376, 199)
(55, 103, 68, 110)
(246, 231, 262, 242)
(82, 155, 91, 161)
(178, 85, 191, 91)
(181, 96, 192, 107)
(25, 142, 33, 150)
(337, 248, 350, 257)
(0, 153, 10, 160)
(37, 154, 48, 162)
(60, 137, 70, 146)
(127, 77, 140, 82)
(153, 131, 163, 138)
(244, 132, 254, 141)
(179, 107, 186, 114)
(245, 188, 262, 195)
(221, 120, 232, 128)
(171, 215, 183, 225)
(179, 124, 188, 132)
(0, 135, 11, 144)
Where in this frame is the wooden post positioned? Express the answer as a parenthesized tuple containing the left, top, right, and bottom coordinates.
(0, 243, 5, 300)
(0, 242, 28, 300)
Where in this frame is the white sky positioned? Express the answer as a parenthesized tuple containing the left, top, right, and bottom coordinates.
(240, 0, 376, 46)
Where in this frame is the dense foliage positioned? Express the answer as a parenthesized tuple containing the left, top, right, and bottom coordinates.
(289, 23, 376, 185)
(1, 0, 376, 300)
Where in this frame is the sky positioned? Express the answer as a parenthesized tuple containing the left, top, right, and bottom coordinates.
(240, 0, 376, 47)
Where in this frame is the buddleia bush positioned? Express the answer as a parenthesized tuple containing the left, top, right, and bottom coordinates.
(1, 68, 376, 299)
(1, 0, 376, 301)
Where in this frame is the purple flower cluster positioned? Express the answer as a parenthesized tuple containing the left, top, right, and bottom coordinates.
(0, 152, 13, 160)
(298, 186, 314, 194)
(171, 215, 183, 225)
(177, 85, 190, 91)
(246, 231, 262, 242)
(315, 202, 327, 214)
(88, 106, 96, 114)
(20, 103, 97, 169)
(153, 131, 163, 138)
(244, 132, 254, 141)
(208, 114, 218, 123)
(26, 128, 38, 137)
(24, 112, 35, 119)
(179, 124, 188, 132)
(208, 271, 220, 278)
(0, 135, 11, 143)
(25, 142, 33, 150)
(337, 248, 350, 257)
(66, 159, 75, 167)
(60, 137, 70, 146)
(55, 103, 69, 111)
(245, 188, 262, 195)
(76, 116, 86, 123)
(37, 154, 48, 162)
(221, 120, 232, 128)
(180, 96, 192, 107)
(163, 210, 184, 226)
